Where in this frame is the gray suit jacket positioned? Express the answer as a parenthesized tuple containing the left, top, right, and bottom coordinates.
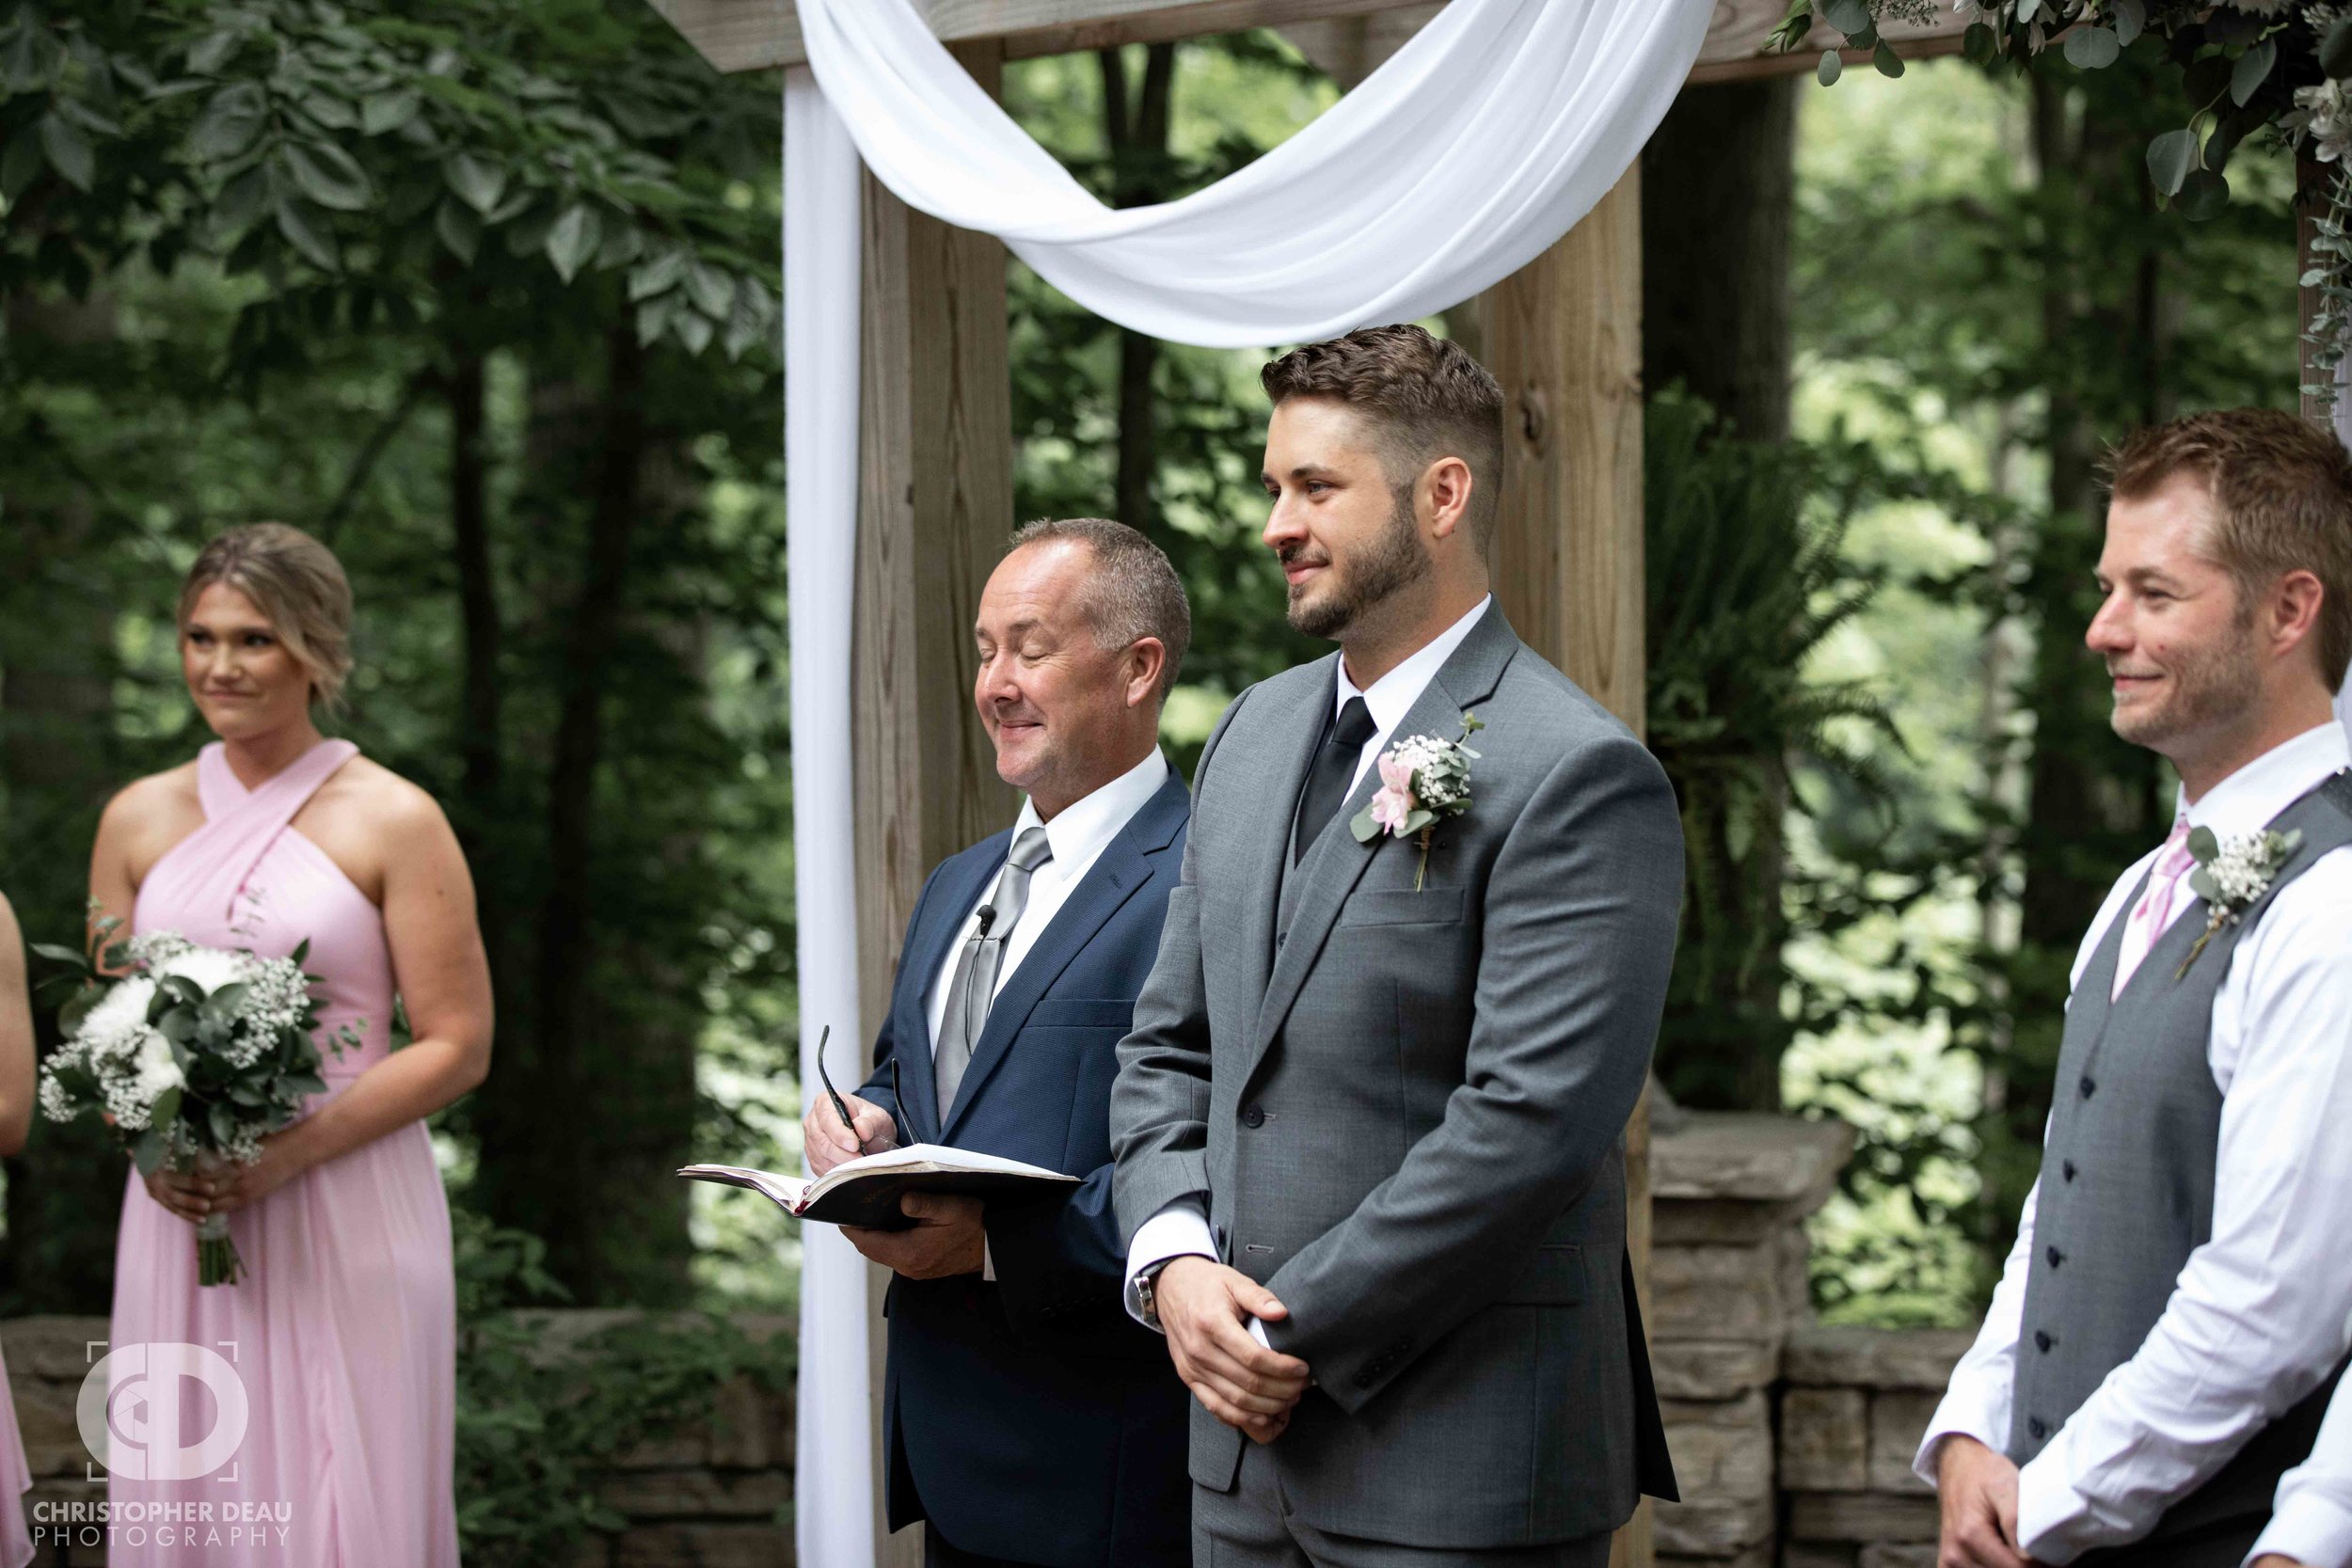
(1110, 603, 1683, 1549)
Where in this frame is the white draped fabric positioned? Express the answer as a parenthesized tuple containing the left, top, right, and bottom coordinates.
(783, 1, 1712, 1560)
(797, 0, 1714, 347)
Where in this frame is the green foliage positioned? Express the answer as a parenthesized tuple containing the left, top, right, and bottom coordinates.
(451, 1206, 793, 1567)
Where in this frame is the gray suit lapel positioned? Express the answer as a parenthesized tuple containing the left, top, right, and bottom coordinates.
(1232, 661, 1341, 1020)
(1245, 605, 1518, 1084)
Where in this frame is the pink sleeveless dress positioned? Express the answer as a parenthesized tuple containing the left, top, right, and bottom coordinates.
(109, 740, 459, 1565)
(0, 1339, 28, 1566)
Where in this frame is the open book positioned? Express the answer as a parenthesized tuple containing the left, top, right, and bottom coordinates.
(678, 1145, 1078, 1231)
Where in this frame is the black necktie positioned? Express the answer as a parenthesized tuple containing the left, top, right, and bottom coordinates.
(1294, 696, 1377, 865)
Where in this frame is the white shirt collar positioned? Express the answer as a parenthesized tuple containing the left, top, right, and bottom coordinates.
(2177, 722, 2351, 837)
(1011, 747, 1170, 872)
(1334, 594, 1494, 734)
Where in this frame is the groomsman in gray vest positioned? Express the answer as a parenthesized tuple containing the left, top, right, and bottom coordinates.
(1919, 408, 2352, 1568)
(1109, 325, 1681, 1566)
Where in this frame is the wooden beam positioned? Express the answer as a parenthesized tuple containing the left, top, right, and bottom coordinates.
(1479, 166, 1656, 1568)
(850, 39, 1022, 1567)
(651, 0, 1971, 82)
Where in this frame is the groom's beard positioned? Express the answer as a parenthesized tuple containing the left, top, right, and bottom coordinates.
(2108, 618, 2262, 752)
(1285, 487, 1430, 641)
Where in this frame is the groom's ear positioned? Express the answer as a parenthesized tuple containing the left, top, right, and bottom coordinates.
(1422, 456, 1475, 542)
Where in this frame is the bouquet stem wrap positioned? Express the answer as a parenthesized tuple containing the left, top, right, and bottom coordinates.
(191, 1153, 244, 1288)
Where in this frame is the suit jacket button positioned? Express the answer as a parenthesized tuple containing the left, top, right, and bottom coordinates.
(2034, 1330, 2055, 1353)
(1242, 1103, 1265, 1128)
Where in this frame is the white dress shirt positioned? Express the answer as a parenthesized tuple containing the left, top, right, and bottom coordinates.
(1120, 596, 1495, 1336)
(925, 747, 1168, 1281)
(2249, 1324, 2352, 1568)
(1915, 722, 2352, 1564)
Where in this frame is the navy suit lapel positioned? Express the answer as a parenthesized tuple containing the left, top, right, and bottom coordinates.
(939, 772, 1189, 1142)
(1246, 606, 1518, 1085)
(894, 833, 1008, 1145)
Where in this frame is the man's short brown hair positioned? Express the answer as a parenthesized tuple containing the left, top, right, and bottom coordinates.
(1262, 325, 1505, 551)
(2106, 408, 2352, 694)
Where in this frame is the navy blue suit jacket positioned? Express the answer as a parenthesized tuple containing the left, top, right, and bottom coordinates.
(858, 769, 1191, 1568)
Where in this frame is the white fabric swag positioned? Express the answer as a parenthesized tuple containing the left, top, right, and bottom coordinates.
(783, 2, 1713, 1561)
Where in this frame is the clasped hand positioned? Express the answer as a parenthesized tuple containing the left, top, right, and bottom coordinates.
(1935, 1434, 2042, 1568)
(1154, 1257, 1311, 1444)
(139, 1132, 304, 1223)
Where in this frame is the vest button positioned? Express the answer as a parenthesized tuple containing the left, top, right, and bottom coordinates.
(1277, 932, 1286, 949)
(2062, 1161, 2078, 1182)
(2034, 1330, 2055, 1353)
(2046, 1245, 2066, 1268)
(1242, 1103, 1265, 1128)
(2079, 1075, 2096, 1099)
(2028, 1417, 2049, 1440)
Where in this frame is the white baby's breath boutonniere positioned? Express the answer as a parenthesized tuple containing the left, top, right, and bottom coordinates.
(1351, 711, 1484, 892)
(2175, 824, 2304, 980)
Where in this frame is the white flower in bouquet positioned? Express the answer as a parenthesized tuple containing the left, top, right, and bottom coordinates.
(34, 922, 357, 1286)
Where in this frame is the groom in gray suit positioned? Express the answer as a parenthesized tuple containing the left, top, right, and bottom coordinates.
(1109, 325, 1682, 1566)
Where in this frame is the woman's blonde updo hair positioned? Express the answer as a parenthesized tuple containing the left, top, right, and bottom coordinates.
(177, 524, 356, 712)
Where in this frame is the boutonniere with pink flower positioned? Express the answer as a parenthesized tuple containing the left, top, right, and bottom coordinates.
(1351, 711, 1484, 891)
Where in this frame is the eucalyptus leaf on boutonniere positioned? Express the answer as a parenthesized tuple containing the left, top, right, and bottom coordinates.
(2175, 823, 2305, 979)
(1351, 711, 1484, 892)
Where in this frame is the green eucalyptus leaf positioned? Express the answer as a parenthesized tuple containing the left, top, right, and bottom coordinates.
(2186, 824, 2220, 863)
(151, 1085, 183, 1132)
(1872, 39, 1902, 77)
(2112, 0, 2145, 47)
(2188, 866, 2220, 904)
(2230, 38, 2276, 107)
(1963, 22, 1996, 64)
(134, 1124, 168, 1177)
(2063, 25, 2120, 70)
(29, 942, 91, 968)
(38, 112, 94, 193)
(209, 1101, 236, 1145)
(2178, 166, 2230, 221)
(57, 987, 99, 1037)
(2325, 16, 2352, 80)
(1821, 0, 1870, 36)
(2146, 127, 2199, 198)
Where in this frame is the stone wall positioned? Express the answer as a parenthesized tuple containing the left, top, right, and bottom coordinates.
(1777, 1325, 1971, 1568)
(0, 1311, 796, 1567)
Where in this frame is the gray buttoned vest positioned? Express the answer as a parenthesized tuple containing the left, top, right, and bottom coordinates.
(2009, 769, 2352, 1563)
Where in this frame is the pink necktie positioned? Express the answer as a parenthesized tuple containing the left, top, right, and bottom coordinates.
(2112, 819, 2196, 997)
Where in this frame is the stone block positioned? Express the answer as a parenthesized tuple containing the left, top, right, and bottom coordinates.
(1661, 1548, 1772, 1568)
(1654, 1198, 1810, 1248)
(0, 1317, 111, 1381)
(600, 1523, 792, 1567)
(13, 1371, 90, 1476)
(598, 1466, 789, 1519)
(1653, 1113, 1854, 1209)
(1653, 1339, 1779, 1402)
(1662, 1391, 1772, 1502)
(1784, 1325, 1975, 1391)
(1860, 1547, 1941, 1568)
(1780, 1386, 1868, 1491)
(705, 1373, 790, 1469)
(1652, 1243, 1786, 1345)
(1869, 1390, 1943, 1494)
(1789, 1492, 1941, 1544)
(1655, 1493, 1774, 1557)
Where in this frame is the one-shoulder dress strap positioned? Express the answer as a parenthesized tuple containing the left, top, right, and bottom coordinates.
(146, 740, 361, 927)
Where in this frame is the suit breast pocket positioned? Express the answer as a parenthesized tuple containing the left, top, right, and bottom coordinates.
(1337, 888, 1466, 928)
(1025, 997, 1137, 1030)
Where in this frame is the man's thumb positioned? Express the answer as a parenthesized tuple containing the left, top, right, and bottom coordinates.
(1239, 1281, 1289, 1321)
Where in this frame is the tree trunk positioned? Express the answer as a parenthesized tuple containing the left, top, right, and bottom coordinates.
(1101, 43, 1175, 531)
(1637, 79, 1799, 1111)
(1641, 78, 1798, 444)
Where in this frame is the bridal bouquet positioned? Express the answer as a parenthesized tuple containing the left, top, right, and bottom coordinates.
(36, 921, 356, 1286)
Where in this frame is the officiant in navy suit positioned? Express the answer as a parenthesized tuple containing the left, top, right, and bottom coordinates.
(803, 518, 1194, 1568)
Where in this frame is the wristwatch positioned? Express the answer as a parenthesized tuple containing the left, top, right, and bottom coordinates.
(1136, 1258, 1175, 1330)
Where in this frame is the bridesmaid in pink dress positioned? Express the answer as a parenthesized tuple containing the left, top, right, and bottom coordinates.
(87, 525, 494, 1567)
(0, 893, 37, 1568)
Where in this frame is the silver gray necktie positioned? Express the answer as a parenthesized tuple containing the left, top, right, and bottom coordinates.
(933, 826, 1054, 1117)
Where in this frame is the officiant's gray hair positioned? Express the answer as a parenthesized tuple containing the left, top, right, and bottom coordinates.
(1007, 517, 1191, 700)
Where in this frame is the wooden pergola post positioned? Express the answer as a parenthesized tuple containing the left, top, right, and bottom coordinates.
(641, 4, 1973, 1563)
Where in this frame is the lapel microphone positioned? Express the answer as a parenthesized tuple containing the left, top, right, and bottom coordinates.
(976, 905, 997, 939)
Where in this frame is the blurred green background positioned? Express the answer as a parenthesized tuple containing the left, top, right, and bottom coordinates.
(0, 5, 2301, 1347)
